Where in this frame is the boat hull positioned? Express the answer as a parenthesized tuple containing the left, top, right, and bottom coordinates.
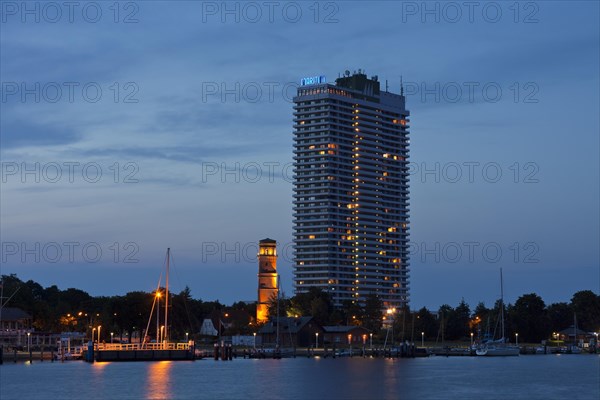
(476, 346, 519, 356)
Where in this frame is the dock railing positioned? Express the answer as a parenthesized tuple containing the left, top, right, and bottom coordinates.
(97, 342, 191, 351)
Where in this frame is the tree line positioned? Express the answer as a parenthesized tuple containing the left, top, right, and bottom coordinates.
(1, 274, 599, 343)
(270, 288, 600, 343)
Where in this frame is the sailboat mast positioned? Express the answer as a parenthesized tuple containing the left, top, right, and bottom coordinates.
(276, 274, 280, 348)
(500, 268, 505, 341)
(0, 277, 4, 326)
(573, 313, 577, 345)
(165, 248, 170, 343)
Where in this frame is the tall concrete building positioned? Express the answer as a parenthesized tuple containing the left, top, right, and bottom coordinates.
(292, 70, 410, 310)
(256, 238, 278, 323)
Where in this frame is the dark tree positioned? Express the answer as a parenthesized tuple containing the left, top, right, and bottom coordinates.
(445, 299, 471, 340)
(340, 299, 364, 326)
(414, 307, 437, 339)
(509, 293, 548, 342)
(547, 302, 572, 332)
(362, 294, 383, 332)
(570, 290, 600, 331)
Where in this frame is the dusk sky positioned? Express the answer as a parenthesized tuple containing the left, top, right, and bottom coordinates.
(1, 1, 598, 310)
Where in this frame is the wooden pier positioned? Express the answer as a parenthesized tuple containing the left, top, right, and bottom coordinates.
(87, 342, 194, 362)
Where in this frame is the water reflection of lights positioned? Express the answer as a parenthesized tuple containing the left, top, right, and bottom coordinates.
(92, 362, 109, 372)
(146, 361, 173, 400)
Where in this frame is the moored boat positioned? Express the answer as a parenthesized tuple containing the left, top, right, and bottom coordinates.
(475, 269, 519, 357)
(475, 343, 520, 356)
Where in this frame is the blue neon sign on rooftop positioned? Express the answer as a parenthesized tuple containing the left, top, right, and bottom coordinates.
(300, 75, 326, 86)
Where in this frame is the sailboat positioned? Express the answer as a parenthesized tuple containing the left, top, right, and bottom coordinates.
(90, 248, 195, 362)
(475, 269, 519, 357)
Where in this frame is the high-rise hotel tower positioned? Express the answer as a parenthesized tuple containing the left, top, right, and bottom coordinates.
(292, 70, 410, 310)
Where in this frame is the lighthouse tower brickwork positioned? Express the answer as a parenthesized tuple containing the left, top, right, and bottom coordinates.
(257, 238, 278, 323)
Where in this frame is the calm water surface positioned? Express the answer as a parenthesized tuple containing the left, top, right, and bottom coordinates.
(1, 355, 598, 399)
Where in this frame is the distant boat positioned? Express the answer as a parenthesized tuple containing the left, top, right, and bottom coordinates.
(568, 313, 582, 354)
(476, 342, 520, 356)
(476, 269, 519, 357)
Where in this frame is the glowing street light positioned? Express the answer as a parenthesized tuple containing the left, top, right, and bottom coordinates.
(347, 334, 352, 345)
(470, 332, 474, 347)
(27, 332, 31, 352)
(92, 327, 96, 343)
(515, 333, 519, 346)
(421, 332, 425, 347)
(111, 332, 114, 344)
(253, 332, 256, 349)
(186, 332, 189, 342)
(370, 333, 373, 349)
(155, 291, 161, 345)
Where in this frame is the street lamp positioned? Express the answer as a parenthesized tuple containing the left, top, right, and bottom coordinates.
(315, 332, 319, 349)
(98, 326, 102, 343)
(347, 334, 352, 345)
(515, 333, 519, 346)
(386, 308, 396, 344)
(253, 332, 256, 349)
(155, 291, 161, 345)
(421, 332, 425, 347)
(470, 332, 474, 347)
(160, 326, 165, 347)
(186, 332, 189, 342)
(370, 333, 373, 349)
(92, 327, 96, 343)
(111, 332, 114, 344)
(27, 332, 31, 352)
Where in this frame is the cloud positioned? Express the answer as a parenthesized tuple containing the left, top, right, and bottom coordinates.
(0, 117, 82, 148)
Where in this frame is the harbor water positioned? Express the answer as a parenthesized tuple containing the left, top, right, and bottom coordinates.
(1, 355, 598, 399)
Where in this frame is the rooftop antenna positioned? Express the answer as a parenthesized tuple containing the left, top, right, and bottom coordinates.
(386, 79, 389, 92)
(400, 75, 404, 96)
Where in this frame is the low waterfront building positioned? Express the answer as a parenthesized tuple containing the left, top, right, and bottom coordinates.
(556, 326, 594, 341)
(322, 325, 371, 346)
(258, 316, 323, 348)
(0, 307, 33, 346)
(0, 307, 31, 331)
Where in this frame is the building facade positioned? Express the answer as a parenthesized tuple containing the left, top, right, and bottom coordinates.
(293, 70, 410, 310)
(256, 238, 278, 323)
